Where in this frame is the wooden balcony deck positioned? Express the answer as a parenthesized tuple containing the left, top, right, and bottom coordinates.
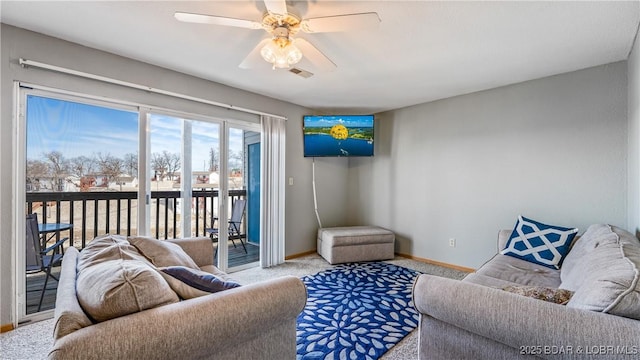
(26, 241, 260, 315)
(26, 269, 60, 314)
(221, 241, 260, 267)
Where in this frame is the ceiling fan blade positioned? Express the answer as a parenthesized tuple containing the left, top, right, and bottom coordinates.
(239, 39, 272, 69)
(301, 12, 380, 33)
(264, 0, 288, 16)
(295, 38, 337, 72)
(174, 12, 262, 29)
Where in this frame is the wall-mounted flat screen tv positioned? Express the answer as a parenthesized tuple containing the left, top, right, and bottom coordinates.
(303, 115, 374, 157)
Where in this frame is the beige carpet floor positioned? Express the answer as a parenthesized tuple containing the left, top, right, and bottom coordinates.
(0, 254, 468, 360)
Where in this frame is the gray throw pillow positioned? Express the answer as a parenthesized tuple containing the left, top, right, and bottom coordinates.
(77, 233, 148, 272)
(158, 266, 241, 299)
(566, 241, 640, 320)
(77, 259, 179, 322)
(561, 225, 627, 291)
(128, 236, 199, 269)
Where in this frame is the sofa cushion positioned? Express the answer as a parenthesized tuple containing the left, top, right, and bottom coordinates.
(199, 264, 240, 282)
(76, 234, 182, 322)
(462, 273, 522, 288)
(561, 224, 640, 291)
(159, 266, 241, 299)
(128, 236, 199, 269)
(501, 215, 578, 269)
(474, 254, 561, 288)
(76, 259, 179, 322)
(77, 233, 147, 272)
(502, 285, 574, 305)
(565, 240, 640, 320)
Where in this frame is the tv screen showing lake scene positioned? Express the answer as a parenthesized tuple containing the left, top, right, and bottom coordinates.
(303, 115, 374, 157)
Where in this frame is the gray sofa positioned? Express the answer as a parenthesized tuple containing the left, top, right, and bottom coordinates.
(413, 224, 640, 359)
(49, 235, 307, 360)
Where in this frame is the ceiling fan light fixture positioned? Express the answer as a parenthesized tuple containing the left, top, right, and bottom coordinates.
(260, 38, 303, 69)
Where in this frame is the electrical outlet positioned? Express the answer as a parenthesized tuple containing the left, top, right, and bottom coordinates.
(449, 238, 456, 247)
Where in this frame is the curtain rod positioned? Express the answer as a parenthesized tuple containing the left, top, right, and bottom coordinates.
(18, 58, 287, 120)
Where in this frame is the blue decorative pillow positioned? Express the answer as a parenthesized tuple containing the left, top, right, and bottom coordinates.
(501, 216, 578, 269)
(159, 266, 241, 299)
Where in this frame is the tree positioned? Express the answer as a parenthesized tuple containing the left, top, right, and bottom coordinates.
(69, 155, 96, 178)
(164, 151, 180, 181)
(44, 151, 68, 191)
(151, 151, 180, 181)
(228, 150, 243, 174)
(208, 147, 219, 172)
(151, 152, 168, 181)
(96, 152, 124, 190)
(26, 159, 48, 191)
(123, 153, 138, 177)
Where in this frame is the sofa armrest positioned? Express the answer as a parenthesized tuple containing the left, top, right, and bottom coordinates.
(52, 247, 93, 340)
(49, 275, 307, 360)
(497, 229, 511, 252)
(168, 236, 213, 267)
(413, 274, 640, 359)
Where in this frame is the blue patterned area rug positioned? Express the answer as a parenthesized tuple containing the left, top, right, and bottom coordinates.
(296, 262, 421, 360)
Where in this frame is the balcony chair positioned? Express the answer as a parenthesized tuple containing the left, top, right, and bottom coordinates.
(25, 213, 70, 312)
(206, 199, 247, 257)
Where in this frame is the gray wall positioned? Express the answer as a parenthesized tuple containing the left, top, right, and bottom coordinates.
(348, 62, 628, 269)
(0, 24, 345, 326)
(628, 29, 640, 236)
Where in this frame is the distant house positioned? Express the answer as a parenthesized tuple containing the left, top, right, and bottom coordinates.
(193, 171, 210, 185)
(26, 174, 72, 192)
(111, 175, 138, 190)
(84, 174, 109, 188)
(81, 173, 138, 191)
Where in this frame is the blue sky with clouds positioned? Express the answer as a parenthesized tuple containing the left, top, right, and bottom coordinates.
(303, 115, 374, 128)
(26, 95, 139, 160)
(27, 95, 243, 173)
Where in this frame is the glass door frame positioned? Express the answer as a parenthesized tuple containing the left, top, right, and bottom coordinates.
(14, 85, 141, 325)
(142, 109, 226, 250)
(222, 123, 261, 272)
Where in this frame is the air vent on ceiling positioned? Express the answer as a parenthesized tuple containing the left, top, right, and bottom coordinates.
(289, 67, 314, 78)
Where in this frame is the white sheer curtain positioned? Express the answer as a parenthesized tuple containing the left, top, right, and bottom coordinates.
(260, 115, 286, 267)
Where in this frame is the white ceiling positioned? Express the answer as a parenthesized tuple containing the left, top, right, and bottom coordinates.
(1, 1, 639, 113)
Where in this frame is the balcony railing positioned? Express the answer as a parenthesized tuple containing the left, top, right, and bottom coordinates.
(26, 189, 247, 249)
(25, 188, 252, 315)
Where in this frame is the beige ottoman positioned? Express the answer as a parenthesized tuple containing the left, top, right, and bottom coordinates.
(317, 226, 395, 265)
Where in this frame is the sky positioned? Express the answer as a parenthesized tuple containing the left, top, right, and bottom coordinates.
(26, 95, 245, 173)
(303, 115, 374, 128)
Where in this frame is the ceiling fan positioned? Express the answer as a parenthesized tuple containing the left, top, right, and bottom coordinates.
(174, 0, 380, 73)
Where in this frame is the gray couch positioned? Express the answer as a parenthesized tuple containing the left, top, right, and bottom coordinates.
(413, 224, 640, 359)
(49, 235, 307, 360)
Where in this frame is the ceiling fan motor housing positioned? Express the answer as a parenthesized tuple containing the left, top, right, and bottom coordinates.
(273, 27, 291, 46)
(262, 12, 300, 38)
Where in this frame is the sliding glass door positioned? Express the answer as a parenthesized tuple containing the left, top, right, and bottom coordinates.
(143, 116, 262, 271)
(22, 92, 139, 319)
(17, 87, 261, 324)
(221, 125, 261, 271)
(146, 113, 222, 240)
